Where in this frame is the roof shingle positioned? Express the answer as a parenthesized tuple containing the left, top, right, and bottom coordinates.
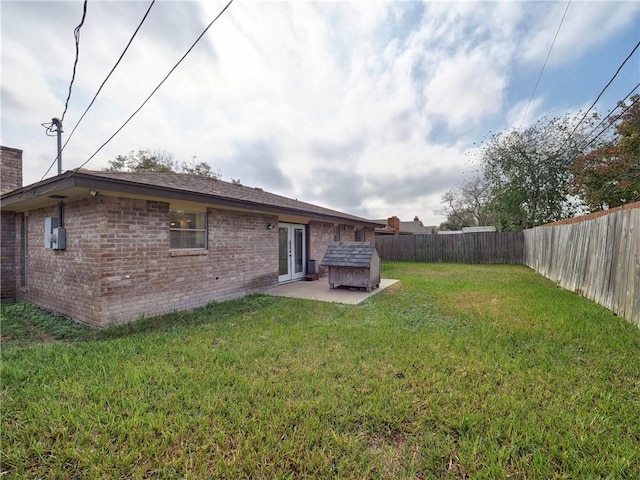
(81, 170, 382, 226)
(320, 242, 378, 267)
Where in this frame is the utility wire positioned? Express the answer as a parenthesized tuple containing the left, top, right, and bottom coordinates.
(76, 0, 234, 171)
(580, 81, 640, 149)
(63, 0, 156, 154)
(40, 0, 88, 179)
(519, 0, 571, 129)
(552, 40, 640, 160)
(563, 88, 640, 171)
(566, 40, 640, 142)
(37, 0, 235, 195)
(41, 0, 157, 181)
(581, 94, 639, 151)
(60, 0, 88, 123)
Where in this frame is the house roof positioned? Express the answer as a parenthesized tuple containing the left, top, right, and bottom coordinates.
(320, 242, 378, 267)
(372, 218, 435, 235)
(399, 220, 435, 234)
(1, 169, 383, 227)
(374, 226, 414, 235)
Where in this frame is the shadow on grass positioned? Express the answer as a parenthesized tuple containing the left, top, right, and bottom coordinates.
(0, 294, 283, 348)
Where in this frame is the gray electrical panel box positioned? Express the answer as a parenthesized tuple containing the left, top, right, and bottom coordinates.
(52, 227, 66, 250)
(44, 217, 66, 250)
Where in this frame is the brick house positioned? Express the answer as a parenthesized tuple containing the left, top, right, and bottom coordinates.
(0, 147, 382, 327)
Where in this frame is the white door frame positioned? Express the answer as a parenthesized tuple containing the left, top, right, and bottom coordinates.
(278, 223, 306, 282)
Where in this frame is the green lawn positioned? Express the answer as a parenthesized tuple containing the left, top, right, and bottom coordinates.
(2, 263, 639, 479)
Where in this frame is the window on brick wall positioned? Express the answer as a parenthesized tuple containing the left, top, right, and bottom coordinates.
(354, 226, 365, 242)
(334, 225, 341, 242)
(170, 210, 206, 249)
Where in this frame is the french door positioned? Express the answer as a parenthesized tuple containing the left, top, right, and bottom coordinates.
(278, 223, 306, 282)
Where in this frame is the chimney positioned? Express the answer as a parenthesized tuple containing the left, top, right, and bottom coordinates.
(387, 216, 400, 235)
(1, 146, 23, 194)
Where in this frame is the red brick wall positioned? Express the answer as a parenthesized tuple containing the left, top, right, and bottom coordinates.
(387, 216, 400, 233)
(17, 199, 102, 323)
(364, 227, 375, 243)
(15, 193, 374, 326)
(0, 146, 23, 194)
(309, 221, 335, 275)
(308, 222, 376, 276)
(18, 196, 281, 326)
(99, 201, 280, 325)
(1, 146, 23, 301)
(1, 211, 17, 300)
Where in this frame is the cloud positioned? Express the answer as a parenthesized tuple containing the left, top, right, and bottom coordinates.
(424, 50, 507, 128)
(2, 0, 638, 226)
(507, 97, 545, 130)
(520, 1, 639, 67)
(221, 138, 292, 191)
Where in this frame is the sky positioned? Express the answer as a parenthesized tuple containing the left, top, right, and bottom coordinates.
(1, 0, 639, 226)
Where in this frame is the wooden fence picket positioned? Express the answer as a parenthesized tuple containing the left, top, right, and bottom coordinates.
(375, 203, 639, 326)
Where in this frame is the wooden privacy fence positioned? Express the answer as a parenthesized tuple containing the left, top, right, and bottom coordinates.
(375, 232, 524, 264)
(524, 204, 639, 328)
(374, 203, 639, 326)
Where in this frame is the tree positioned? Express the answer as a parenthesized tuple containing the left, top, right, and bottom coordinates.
(105, 150, 217, 177)
(570, 96, 640, 210)
(477, 113, 597, 231)
(435, 175, 495, 230)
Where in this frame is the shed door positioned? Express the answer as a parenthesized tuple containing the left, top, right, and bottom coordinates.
(278, 223, 306, 282)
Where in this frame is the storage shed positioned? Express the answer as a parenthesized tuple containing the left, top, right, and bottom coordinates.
(321, 242, 381, 292)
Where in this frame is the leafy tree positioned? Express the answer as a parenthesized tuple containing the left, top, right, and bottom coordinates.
(570, 96, 640, 210)
(105, 150, 217, 177)
(435, 175, 496, 230)
(106, 150, 175, 173)
(477, 114, 596, 231)
(182, 160, 214, 177)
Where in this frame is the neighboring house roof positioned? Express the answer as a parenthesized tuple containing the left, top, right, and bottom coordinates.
(373, 219, 436, 235)
(372, 218, 414, 235)
(320, 242, 378, 267)
(1, 170, 383, 227)
(399, 220, 435, 234)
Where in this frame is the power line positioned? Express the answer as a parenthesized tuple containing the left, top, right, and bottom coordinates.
(519, 0, 571, 129)
(566, 40, 640, 141)
(562, 88, 640, 172)
(582, 94, 639, 151)
(41, 0, 157, 181)
(551, 39, 640, 160)
(77, 0, 234, 171)
(581, 82, 640, 149)
(60, 0, 88, 123)
(40, 0, 88, 176)
(38, 0, 235, 195)
(64, 0, 156, 155)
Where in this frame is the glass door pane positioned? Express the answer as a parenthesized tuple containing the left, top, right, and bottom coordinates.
(294, 228, 303, 274)
(279, 227, 289, 276)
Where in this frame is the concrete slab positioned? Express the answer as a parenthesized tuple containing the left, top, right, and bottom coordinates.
(265, 277, 400, 305)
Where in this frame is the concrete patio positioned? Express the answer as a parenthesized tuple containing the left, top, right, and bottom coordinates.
(265, 277, 400, 305)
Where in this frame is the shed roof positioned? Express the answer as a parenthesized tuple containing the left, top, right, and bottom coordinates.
(320, 242, 378, 267)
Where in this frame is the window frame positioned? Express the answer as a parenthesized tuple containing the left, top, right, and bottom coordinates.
(354, 226, 365, 242)
(334, 224, 341, 242)
(169, 209, 207, 250)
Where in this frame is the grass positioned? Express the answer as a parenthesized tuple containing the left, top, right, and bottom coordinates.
(1, 262, 639, 479)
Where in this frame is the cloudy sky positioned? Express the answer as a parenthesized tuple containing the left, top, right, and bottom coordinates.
(2, 0, 638, 225)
